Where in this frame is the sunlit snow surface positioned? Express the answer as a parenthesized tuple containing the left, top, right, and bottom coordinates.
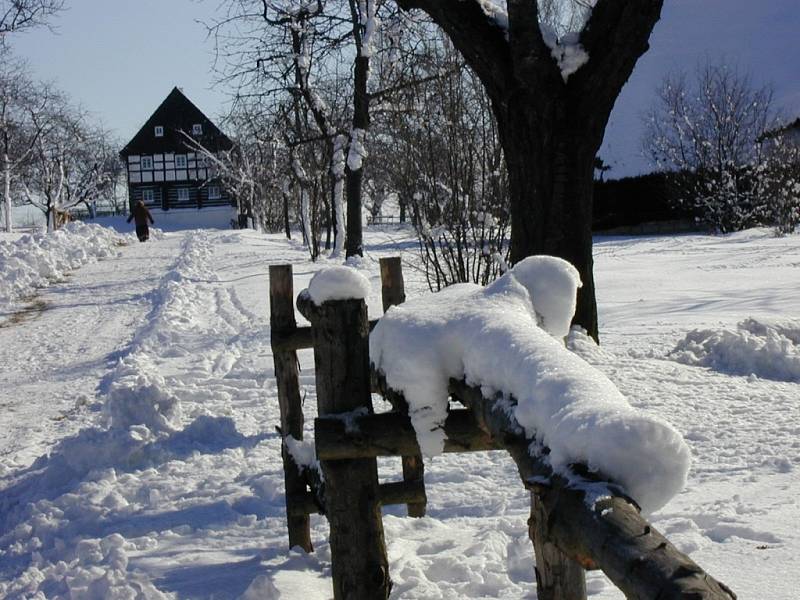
(0, 223, 798, 598)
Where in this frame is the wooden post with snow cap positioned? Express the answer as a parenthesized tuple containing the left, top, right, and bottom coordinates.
(297, 269, 391, 600)
(269, 264, 313, 553)
(379, 256, 427, 518)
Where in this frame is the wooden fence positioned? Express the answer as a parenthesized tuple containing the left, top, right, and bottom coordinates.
(269, 258, 736, 600)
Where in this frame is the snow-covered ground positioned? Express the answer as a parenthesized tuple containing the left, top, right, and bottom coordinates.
(0, 224, 797, 599)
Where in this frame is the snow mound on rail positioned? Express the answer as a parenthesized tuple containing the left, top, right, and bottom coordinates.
(0, 222, 130, 306)
(669, 318, 800, 382)
(370, 256, 691, 514)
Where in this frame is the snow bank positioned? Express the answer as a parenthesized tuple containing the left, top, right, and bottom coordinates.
(669, 318, 800, 382)
(0, 222, 129, 307)
(307, 265, 371, 305)
(0, 231, 250, 598)
(370, 256, 690, 514)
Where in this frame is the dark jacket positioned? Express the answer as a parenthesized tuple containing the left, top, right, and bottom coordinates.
(127, 203, 155, 226)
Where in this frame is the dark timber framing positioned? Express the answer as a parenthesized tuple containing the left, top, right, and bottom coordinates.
(119, 87, 234, 213)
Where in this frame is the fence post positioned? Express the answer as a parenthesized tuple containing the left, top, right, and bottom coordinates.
(269, 265, 313, 553)
(529, 491, 587, 600)
(380, 257, 427, 518)
(307, 295, 391, 600)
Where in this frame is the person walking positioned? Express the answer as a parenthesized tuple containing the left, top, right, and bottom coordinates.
(127, 200, 155, 242)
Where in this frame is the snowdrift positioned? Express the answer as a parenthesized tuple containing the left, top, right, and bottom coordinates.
(0, 222, 130, 307)
(370, 256, 691, 514)
(670, 317, 800, 382)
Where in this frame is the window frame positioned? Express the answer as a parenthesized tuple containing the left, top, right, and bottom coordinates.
(142, 188, 155, 203)
(175, 154, 187, 168)
(140, 156, 153, 170)
(192, 123, 203, 135)
(154, 126, 164, 137)
(177, 187, 191, 202)
(207, 185, 221, 200)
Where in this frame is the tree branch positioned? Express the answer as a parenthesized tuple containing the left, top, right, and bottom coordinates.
(572, 0, 664, 129)
(395, 0, 512, 102)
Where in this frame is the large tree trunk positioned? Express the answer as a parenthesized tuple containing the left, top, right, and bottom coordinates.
(396, 0, 665, 343)
(496, 103, 600, 340)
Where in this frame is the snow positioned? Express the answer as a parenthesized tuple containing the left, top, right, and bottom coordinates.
(669, 318, 800, 382)
(0, 222, 798, 598)
(474, 0, 508, 31)
(370, 256, 690, 514)
(346, 128, 367, 172)
(508, 255, 581, 338)
(539, 27, 589, 82)
(0, 222, 129, 308)
(306, 265, 371, 305)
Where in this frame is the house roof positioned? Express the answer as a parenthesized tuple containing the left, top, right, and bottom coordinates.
(120, 87, 233, 157)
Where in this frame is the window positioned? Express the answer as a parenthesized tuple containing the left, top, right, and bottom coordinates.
(177, 188, 190, 202)
(141, 156, 153, 169)
(207, 185, 220, 200)
(192, 123, 203, 135)
(142, 189, 154, 203)
(175, 155, 187, 168)
(154, 126, 164, 137)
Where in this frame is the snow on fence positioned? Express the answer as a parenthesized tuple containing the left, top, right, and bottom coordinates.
(268, 258, 737, 600)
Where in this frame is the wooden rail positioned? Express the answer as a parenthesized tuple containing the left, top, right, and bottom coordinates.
(269, 259, 737, 600)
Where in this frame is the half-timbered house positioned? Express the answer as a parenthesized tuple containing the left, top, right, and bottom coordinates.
(120, 87, 234, 216)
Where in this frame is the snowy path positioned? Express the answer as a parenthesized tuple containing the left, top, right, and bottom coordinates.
(0, 236, 179, 468)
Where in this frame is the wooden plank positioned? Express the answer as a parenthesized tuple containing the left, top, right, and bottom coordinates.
(306, 295, 391, 600)
(289, 480, 426, 516)
(272, 318, 380, 352)
(269, 264, 312, 552)
(379, 256, 425, 517)
(315, 408, 499, 460)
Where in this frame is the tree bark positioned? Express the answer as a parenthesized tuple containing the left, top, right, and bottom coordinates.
(344, 51, 370, 258)
(3, 152, 12, 232)
(496, 109, 599, 340)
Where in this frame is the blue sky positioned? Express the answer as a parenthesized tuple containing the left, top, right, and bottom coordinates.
(7, 0, 800, 178)
(9, 0, 228, 143)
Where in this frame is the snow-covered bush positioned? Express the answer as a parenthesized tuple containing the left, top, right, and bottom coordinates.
(375, 37, 510, 289)
(643, 62, 800, 234)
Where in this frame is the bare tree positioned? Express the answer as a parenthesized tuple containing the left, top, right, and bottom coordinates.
(644, 62, 777, 232)
(0, 49, 55, 231)
(756, 132, 800, 235)
(20, 100, 117, 229)
(373, 33, 510, 289)
(0, 0, 63, 39)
